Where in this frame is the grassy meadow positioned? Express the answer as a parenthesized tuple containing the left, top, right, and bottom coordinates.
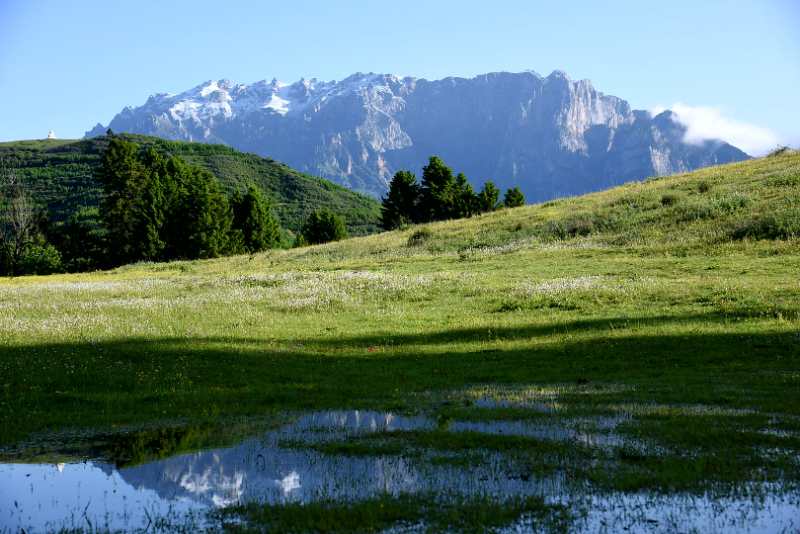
(1, 151, 799, 530)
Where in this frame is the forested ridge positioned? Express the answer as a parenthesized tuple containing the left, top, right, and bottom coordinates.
(0, 134, 380, 235)
(0, 134, 369, 274)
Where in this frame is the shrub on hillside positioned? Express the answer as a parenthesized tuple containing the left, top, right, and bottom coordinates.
(609, 194, 659, 211)
(17, 243, 62, 275)
(675, 193, 751, 223)
(407, 227, 432, 247)
(730, 211, 800, 241)
(660, 192, 682, 206)
(539, 220, 566, 240)
(675, 200, 717, 222)
(766, 173, 800, 187)
(503, 187, 525, 208)
(292, 234, 308, 248)
(537, 216, 596, 240)
(538, 208, 628, 241)
(767, 146, 796, 157)
(712, 192, 750, 213)
(565, 216, 595, 237)
(301, 209, 348, 245)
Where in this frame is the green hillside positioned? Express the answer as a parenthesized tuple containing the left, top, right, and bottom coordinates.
(1, 152, 799, 531)
(0, 135, 381, 235)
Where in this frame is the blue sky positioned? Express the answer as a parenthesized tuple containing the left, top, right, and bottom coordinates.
(1, 0, 798, 153)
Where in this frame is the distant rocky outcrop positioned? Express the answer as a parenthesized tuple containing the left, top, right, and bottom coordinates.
(87, 71, 750, 200)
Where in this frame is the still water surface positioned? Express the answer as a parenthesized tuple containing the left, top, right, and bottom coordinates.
(1, 410, 798, 532)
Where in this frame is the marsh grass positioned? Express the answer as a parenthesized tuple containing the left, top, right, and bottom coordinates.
(217, 493, 568, 533)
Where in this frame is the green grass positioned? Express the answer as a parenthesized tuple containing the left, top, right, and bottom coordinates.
(217, 494, 568, 533)
(0, 135, 381, 235)
(1, 152, 799, 529)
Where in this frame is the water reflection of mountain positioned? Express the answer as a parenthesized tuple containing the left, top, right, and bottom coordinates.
(115, 410, 559, 508)
(120, 441, 418, 507)
(117, 411, 425, 507)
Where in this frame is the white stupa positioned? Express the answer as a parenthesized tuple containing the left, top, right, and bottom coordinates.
(47, 130, 56, 139)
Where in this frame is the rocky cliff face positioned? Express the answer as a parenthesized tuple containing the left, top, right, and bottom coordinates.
(87, 71, 749, 201)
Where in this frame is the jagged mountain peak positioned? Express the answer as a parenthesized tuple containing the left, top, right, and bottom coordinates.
(546, 69, 570, 80)
(87, 70, 749, 199)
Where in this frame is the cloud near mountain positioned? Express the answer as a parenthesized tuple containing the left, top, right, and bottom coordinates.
(652, 103, 780, 156)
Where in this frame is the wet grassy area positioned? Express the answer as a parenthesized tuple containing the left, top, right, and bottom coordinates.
(3, 399, 799, 531)
(1, 155, 799, 531)
(218, 494, 569, 533)
(4, 388, 800, 532)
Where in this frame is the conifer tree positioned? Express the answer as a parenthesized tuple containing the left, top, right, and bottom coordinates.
(231, 185, 281, 252)
(453, 172, 478, 218)
(503, 186, 525, 208)
(169, 166, 232, 259)
(48, 207, 106, 272)
(478, 181, 500, 213)
(301, 209, 347, 245)
(419, 156, 457, 221)
(99, 140, 240, 263)
(98, 138, 165, 263)
(381, 170, 420, 230)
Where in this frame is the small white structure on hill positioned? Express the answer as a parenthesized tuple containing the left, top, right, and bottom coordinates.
(47, 130, 56, 139)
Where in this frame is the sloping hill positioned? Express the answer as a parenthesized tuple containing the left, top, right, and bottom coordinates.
(272, 150, 799, 262)
(0, 135, 381, 235)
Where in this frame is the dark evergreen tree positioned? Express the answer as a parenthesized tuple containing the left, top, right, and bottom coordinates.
(99, 140, 241, 264)
(478, 181, 500, 213)
(231, 185, 281, 252)
(301, 209, 348, 245)
(98, 138, 165, 263)
(381, 170, 421, 230)
(166, 163, 232, 259)
(503, 186, 525, 208)
(97, 138, 139, 260)
(453, 173, 478, 218)
(135, 165, 167, 260)
(419, 156, 457, 221)
(47, 207, 107, 272)
(0, 242, 10, 275)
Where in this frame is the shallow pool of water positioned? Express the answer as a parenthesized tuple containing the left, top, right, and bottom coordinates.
(1, 409, 798, 533)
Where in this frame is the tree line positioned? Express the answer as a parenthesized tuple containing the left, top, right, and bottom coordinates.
(2, 148, 525, 276)
(381, 156, 525, 230)
(0, 137, 348, 276)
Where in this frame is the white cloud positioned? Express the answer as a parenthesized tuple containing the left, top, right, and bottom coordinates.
(650, 103, 782, 156)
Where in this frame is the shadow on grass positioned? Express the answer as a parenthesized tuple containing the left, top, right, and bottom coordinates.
(1, 313, 798, 446)
(272, 311, 778, 348)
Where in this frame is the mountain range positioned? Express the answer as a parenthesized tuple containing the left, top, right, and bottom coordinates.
(86, 70, 750, 200)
